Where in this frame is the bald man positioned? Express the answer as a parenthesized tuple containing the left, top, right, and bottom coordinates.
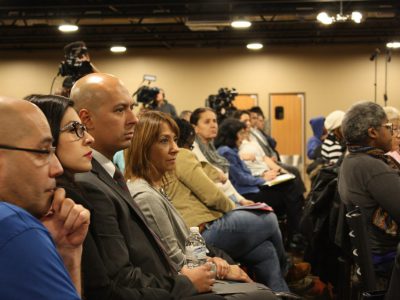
(70, 74, 223, 300)
(0, 97, 90, 299)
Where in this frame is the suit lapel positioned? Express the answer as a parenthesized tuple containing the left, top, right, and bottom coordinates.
(91, 159, 147, 220)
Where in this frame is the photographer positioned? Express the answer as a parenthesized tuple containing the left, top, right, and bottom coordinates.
(152, 88, 177, 117)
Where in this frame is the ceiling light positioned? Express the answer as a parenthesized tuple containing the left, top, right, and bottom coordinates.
(351, 11, 363, 23)
(387, 42, 400, 49)
(58, 24, 79, 32)
(246, 43, 263, 50)
(316, 1, 363, 25)
(317, 12, 334, 25)
(231, 20, 251, 29)
(110, 46, 127, 53)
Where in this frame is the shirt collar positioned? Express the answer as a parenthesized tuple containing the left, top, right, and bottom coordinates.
(92, 149, 116, 178)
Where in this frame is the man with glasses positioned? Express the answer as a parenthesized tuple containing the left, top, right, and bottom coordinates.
(0, 96, 90, 300)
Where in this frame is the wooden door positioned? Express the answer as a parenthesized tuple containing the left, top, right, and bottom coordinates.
(269, 93, 305, 171)
(233, 94, 258, 110)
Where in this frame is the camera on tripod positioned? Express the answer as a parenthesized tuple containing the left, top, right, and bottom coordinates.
(133, 74, 160, 108)
(59, 41, 94, 82)
(206, 88, 238, 120)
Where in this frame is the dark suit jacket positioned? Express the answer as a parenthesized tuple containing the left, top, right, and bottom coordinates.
(69, 159, 197, 300)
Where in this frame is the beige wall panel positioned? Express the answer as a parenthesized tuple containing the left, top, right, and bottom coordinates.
(1, 46, 400, 157)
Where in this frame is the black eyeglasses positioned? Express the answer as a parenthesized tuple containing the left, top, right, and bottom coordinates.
(0, 144, 56, 165)
(60, 121, 87, 139)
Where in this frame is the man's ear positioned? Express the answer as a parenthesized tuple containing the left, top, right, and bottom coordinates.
(78, 109, 94, 129)
(367, 127, 379, 140)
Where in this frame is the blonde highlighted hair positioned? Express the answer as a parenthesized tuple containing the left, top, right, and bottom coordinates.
(125, 111, 179, 184)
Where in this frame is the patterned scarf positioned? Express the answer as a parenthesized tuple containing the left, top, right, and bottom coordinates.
(348, 145, 400, 236)
(195, 135, 230, 173)
(348, 145, 400, 171)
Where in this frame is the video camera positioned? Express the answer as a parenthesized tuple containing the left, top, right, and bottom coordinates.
(132, 74, 161, 107)
(206, 88, 238, 121)
(59, 41, 94, 82)
(135, 86, 160, 105)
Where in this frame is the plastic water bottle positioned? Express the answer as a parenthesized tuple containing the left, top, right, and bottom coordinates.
(185, 226, 208, 268)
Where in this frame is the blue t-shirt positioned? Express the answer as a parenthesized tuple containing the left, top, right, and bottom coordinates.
(0, 202, 81, 300)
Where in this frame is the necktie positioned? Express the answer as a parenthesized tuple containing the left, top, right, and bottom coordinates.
(113, 167, 129, 192)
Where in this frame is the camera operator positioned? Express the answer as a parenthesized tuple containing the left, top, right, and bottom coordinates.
(151, 88, 177, 117)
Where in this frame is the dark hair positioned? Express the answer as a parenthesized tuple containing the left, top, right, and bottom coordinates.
(174, 117, 195, 148)
(25, 94, 74, 147)
(232, 110, 250, 120)
(190, 107, 216, 125)
(214, 118, 246, 149)
(249, 106, 264, 117)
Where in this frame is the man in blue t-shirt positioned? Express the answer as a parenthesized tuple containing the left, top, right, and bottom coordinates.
(0, 97, 90, 299)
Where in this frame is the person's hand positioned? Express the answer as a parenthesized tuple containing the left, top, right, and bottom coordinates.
(41, 188, 90, 250)
(209, 257, 230, 279)
(240, 152, 256, 161)
(225, 265, 253, 283)
(219, 172, 228, 183)
(239, 199, 255, 206)
(263, 169, 279, 181)
(181, 264, 215, 293)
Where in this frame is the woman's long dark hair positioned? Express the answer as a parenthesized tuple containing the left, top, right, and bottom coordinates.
(214, 118, 245, 149)
(24, 94, 74, 147)
(174, 117, 195, 148)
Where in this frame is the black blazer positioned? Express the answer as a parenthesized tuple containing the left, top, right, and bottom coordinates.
(69, 159, 197, 300)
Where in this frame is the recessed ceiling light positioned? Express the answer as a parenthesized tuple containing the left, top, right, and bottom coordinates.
(351, 11, 363, 23)
(317, 12, 333, 25)
(110, 46, 127, 53)
(387, 42, 400, 49)
(58, 24, 79, 32)
(231, 20, 252, 29)
(246, 43, 263, 50)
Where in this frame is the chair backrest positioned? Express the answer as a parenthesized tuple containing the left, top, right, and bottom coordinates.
(345, 206, 377, 292)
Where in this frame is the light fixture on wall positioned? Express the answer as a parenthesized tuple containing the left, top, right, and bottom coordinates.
(231, 20, 252, 29)
(110, 46, 127, 53)
(387, 41, 400, 49)
(316, 1, 362, 25)
(58, 24, 79, 32)
(246, 43, 263, 50)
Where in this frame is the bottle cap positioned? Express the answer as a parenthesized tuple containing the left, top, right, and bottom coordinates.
(189, 226, 200, 233)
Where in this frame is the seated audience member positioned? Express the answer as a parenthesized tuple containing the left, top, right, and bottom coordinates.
(69, 73, 223, 300)
(0, 97, 90, 299)
(307, 116, 327, 160)
(383, 106, 400, 163)
(215, 118, 304, 243)
(338, 101, 400, 277)
(248, 108, 306, 195)
(321, 110, 346, 165)
(248, 108, 279, 160)
(234, 110, 283, 178)
(190, 108, 252, 205)
(180, 110, 192, 122)
(125, 111, 278, 299)
(168, 118, 311, 292)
